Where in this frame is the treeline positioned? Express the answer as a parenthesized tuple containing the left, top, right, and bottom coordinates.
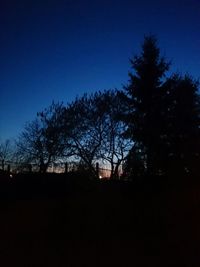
(16, 89, 131, 178)
(1, 36, 200, 181)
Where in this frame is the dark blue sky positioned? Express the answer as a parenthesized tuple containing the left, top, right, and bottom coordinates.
(0, 0, 200, 141)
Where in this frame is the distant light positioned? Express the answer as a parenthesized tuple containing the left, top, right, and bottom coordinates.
(10, 174, 13, 178)
(99, 175, 102, 179)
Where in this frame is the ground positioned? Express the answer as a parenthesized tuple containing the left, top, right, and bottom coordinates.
(0, 175, 200, 266)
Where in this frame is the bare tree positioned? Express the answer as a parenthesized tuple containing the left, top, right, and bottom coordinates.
(0, 139, 14, 170)
(98, 90, 133, 179)
(17, 102, 66, 172)
(62, 90, 132, 179)
(63, 93, 105, 177)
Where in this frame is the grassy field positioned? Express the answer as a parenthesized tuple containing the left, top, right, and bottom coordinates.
(0, 173, 200, 266)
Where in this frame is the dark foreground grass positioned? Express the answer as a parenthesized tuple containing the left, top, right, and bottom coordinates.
(0, 173, 200, 266)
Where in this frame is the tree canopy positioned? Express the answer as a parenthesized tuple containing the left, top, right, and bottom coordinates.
(13, 35, 200, 183)
(123, 36, 200, 180)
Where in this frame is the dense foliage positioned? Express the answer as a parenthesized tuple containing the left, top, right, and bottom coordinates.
(123, 36, 200, 180)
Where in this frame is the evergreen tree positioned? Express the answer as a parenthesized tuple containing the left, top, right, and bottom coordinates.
(124, 36, 170, 177)
(162, 74, 200, 178)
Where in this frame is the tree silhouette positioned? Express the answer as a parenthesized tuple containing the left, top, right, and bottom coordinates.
(98, 90, 132, 179)
(123, 36, 200, 181)
(161, 74, 200, 178)
(17, 102, 65, 172)
(14, 35, 200, 182)
(0, 139, 14, 170)
(63, 93, 105, 178)
(124, 36, 170, 177)
(60, 90, 132, 179)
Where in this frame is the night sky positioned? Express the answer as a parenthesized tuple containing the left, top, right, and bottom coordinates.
(0, 0, 199, 141)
